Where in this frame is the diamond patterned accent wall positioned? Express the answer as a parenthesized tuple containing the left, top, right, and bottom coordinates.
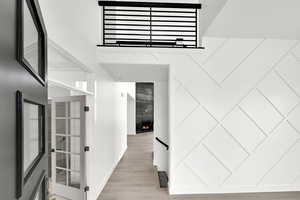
(98, 37, 300, 194)
(168, 38, 300, 194)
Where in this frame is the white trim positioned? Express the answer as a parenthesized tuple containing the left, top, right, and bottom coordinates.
(49, 79, 94, 96)
(169, 185, 300, 195)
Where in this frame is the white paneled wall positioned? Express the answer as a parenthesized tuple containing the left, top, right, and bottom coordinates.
(154, 81, 169, 173)
(98, 37, 300, 194)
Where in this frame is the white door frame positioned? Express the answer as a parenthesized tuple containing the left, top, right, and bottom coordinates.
(51, 95, 87, 200)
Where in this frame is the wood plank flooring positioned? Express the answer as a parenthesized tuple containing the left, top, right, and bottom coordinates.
(97, 132, 300, 200)
(97, 132, 169, 200)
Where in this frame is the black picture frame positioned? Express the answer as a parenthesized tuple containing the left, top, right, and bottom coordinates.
(30, 171, 47, 200)
(16, 91, 46, 198)
(16, 0, 47, 86)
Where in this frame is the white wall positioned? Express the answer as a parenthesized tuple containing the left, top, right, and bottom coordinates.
(40, 0, 97, 70)
(205, 0, 300, 39)
(86, 67, 128, 200)
(97, 37, 300, 195)
(122, 82, 136, 135)
(123, 83, 136, 135)
(127, 94, 136, 135)
(48, 85, 71, 98)
(167, 38, 300, 194)
(153, 81, 169, 173)
(115, 82, 136, 135)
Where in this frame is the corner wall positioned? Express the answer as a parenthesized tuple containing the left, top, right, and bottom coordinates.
(153, 81, 169, 173)
(120, 82, 136, 135)
(98, 37, 300, 195)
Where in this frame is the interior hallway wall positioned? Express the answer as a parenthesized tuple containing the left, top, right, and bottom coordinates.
(120, 83, 136, 135)
(127, 94, 136, 135)
(98, 37, 300, 195)
(153, 81, 169, 173)
(86, 67, 128, 200)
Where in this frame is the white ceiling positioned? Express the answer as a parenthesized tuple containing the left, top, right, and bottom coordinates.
(205, 0, 300, 39)
(198, 0, 228, 36)
(102, 63, 169, 82)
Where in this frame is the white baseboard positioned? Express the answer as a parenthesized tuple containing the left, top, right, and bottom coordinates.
(169, 185, 300, 195)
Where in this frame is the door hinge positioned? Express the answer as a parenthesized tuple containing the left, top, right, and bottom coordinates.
(84, 186, 90, 192)
(84, 106, 90, 112)
(84, 146, 90, 152)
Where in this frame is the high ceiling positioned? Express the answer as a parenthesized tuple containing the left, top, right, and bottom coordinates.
(205, 0, 300, 39)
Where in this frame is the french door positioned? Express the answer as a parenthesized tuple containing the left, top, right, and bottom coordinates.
(51, 96, 87, 200)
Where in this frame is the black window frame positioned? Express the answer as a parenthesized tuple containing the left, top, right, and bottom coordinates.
(16, 91, 46, 198)
(17, 0, 48, 86)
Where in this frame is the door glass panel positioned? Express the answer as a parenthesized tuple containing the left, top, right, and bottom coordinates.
(69, 119, 80, 135)
(56, 119, 66, 134)
(56, 152, 67, 168)
(68, 171, 80, 189)
(56, 136, 67, 151)
(56, 102, 67, 117)
(69, 101, 80, 118)
(23, 0, 39, 73)
(52, 98, 84, 199)
(68, 137, 80, 154)
(68, 154, 80, 171)
(23, 102, 41, 172)
(56, 168, 67, 185)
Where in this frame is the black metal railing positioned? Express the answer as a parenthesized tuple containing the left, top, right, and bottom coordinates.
(155, 137, 169, 150)
(98, 1, 202, 48)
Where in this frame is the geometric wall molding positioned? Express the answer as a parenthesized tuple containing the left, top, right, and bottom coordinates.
(98, 37, 300, 194)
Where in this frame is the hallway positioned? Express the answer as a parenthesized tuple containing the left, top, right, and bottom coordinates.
(97, 132, 170, 200)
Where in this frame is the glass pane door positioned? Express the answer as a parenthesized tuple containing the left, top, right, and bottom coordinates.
(51, 96, 86, 200)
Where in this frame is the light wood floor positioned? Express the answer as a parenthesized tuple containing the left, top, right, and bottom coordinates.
(97, 132, 300, 200)
(97, 132, 169, 200)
